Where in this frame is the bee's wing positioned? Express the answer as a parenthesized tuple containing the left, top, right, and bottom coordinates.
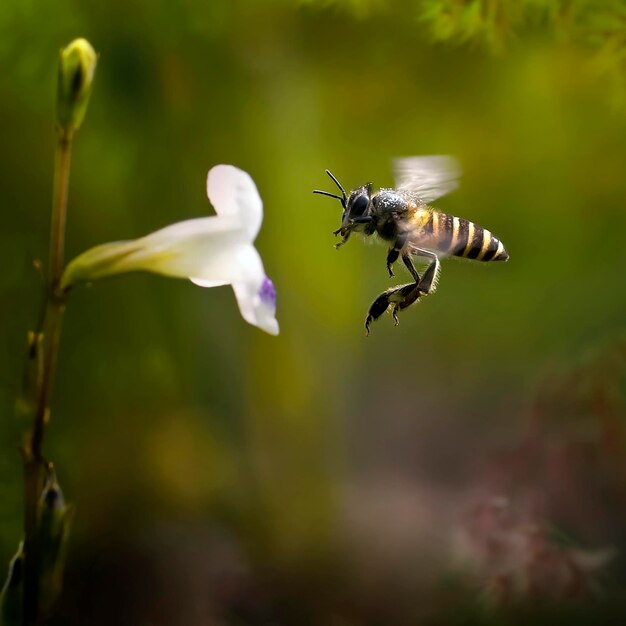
(393, 155, 461, 203)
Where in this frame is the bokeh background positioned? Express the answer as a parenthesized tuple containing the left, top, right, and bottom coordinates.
(1, 1, 626, 624)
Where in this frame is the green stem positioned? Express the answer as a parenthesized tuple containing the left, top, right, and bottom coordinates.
(49, 131, 72, 288)
(22, 127, 73, 626)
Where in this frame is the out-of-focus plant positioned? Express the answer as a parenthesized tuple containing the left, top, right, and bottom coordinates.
(16, 38, 98, 626)
(532, 336, 626, 446)
(421, 0, 626, 103)
(419, 0, 626, 70)
(300, 0, 626, 101)
(454, 498, 612, 609)
(450, 338, 625, 612)
(6, 37, 278, 626)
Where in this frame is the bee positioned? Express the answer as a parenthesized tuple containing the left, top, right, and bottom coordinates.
(313, 156, 509, 335)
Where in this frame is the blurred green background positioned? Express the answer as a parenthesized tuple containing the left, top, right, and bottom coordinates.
(1, 1, 626, 624)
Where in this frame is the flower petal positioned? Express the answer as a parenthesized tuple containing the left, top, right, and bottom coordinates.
(63, 216, 249, 288)
(191, 244, 279, 335)
(232, 278, 279, 336)
(190, 279, 229, 288)
(141, 217, 250, 284)
(207, 165, 262, 241)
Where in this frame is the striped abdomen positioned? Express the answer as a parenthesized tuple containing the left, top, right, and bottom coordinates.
(422, 211, 509, 262)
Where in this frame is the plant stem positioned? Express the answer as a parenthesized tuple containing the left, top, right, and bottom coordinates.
(22, 127, 73, 626)
(49, 130, 72, 290)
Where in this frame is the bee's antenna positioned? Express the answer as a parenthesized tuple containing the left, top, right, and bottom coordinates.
(313, 189, 343, 201)
(325, 169, 347, 204)
(312, 169, 347, 209)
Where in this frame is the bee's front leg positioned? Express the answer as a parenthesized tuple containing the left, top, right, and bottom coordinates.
(333, 228, 351, 249)
(334, 217, 373, 250)
(364, 282, 424, 336)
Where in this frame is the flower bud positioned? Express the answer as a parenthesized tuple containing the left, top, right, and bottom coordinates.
(56, 38, 97, 133)
(37, 468, 73, 615)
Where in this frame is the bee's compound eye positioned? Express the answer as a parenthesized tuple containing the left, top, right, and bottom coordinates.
(351, 195, 369, 217)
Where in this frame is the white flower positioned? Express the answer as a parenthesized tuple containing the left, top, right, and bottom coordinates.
(62, 165, 279, 335)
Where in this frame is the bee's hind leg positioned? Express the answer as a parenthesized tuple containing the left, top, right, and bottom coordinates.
(366, 250, 427, 335)
(402, 252, 421, 282)
(409, 247, 440, 294)
(364, 282, 424, 336)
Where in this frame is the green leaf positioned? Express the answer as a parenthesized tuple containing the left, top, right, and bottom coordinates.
(0, 543, 24, 626)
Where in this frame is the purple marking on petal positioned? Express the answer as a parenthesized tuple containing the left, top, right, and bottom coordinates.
(258, 276, 276, 307)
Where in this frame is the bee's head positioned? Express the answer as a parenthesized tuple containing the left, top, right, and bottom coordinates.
(344, 184, 372, 228)
(313, 170, 373, 245)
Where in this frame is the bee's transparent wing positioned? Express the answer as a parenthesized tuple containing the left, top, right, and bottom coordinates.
(393, 155, 461, 203)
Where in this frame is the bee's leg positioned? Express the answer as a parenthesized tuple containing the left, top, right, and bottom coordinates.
(333, 229, 351, 249)
(365, 289, 395, 335)
(410, 247, 440, 294)
(334, 217, 372, 249)
(364, 282, 423, 336)
(401, 253, 421, 283)
(386, 248, 399, 277)
(386, 232, 410, 278)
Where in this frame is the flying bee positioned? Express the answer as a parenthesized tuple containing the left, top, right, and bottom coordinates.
(313, 156, 509, 335)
